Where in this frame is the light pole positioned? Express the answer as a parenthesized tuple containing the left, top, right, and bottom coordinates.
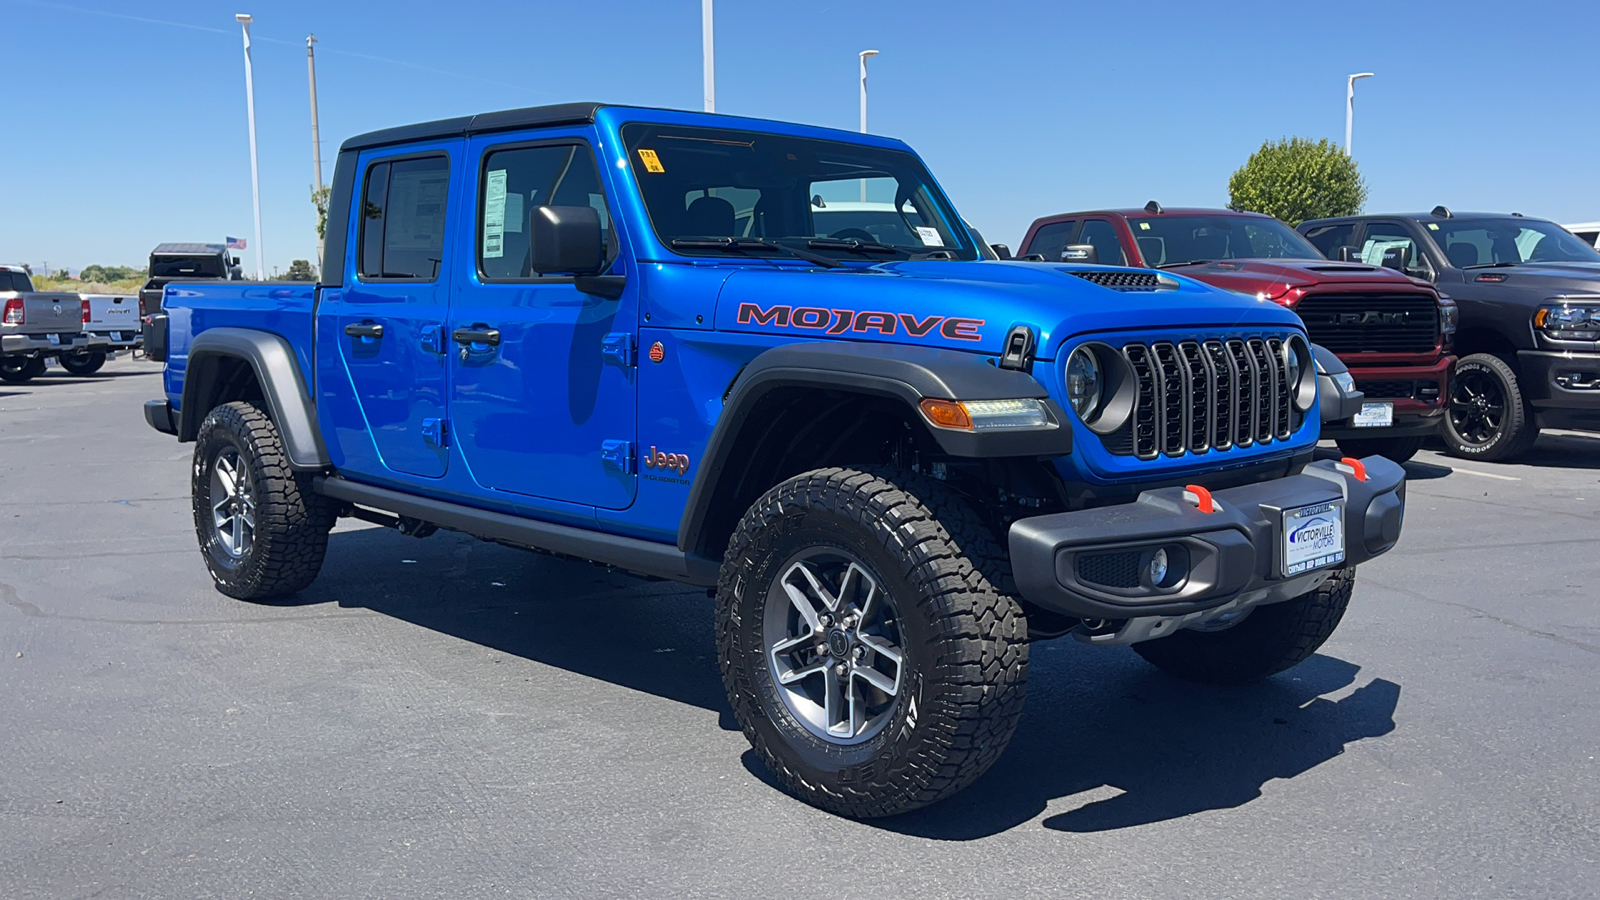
(1345, 72, 1374, 157)
(307, 34, 325, 265)
(859, 49, 879, 200)
(701, 0, 715, 112)
(236, 13, 265, 281)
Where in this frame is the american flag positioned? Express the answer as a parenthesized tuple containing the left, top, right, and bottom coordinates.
(226, 236, 247, 249)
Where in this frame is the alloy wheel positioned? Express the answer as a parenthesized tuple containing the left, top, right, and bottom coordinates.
(1449, 368, 1505, 446)
(209, 449, 256, 559)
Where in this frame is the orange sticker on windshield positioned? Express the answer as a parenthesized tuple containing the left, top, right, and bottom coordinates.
(637, 149, 665, 173)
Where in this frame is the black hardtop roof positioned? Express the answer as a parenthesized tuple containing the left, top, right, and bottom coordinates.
(340, 102, 608, 152)
(152, 243, 227, 256)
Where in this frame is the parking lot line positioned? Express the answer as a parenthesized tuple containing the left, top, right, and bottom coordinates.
(1448, 467, 1522, 482)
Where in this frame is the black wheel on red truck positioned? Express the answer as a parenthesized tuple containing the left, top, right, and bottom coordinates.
(58, 351, 107, 376)
(191, 401, 336, 600)
(1132, 566, 1355, 684)
(1335, 435, 1425, 464)
(717, 466, 1028, 818)
(0, 357, 46, 383)
(1443, 353, 1539, 462)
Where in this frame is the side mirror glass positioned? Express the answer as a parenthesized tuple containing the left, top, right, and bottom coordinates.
(990, 243, 1012, 260)
(530, 205, 605, 276)
(1061, 243, 1099, 264)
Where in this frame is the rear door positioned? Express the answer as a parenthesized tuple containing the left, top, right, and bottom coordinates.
(448, 131, 639, 509)
(327, 144, 458, 479)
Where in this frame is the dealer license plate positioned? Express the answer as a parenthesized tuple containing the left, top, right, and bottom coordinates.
(1283, 501, 1345, 577)
(1352, 401, 1393, 428)
(46, 333, 60, 345)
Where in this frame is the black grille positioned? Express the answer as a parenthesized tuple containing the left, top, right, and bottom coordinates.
(1294, 293, 1440, 354)
(1359, 380, 1416, 400)
(1067, 270, 1168, 290)
(1118, 337, 1298, 460)
(1076, 551, 1142, 589)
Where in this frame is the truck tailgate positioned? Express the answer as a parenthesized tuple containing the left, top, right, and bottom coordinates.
(82, 293, 140, 339)
(2, 292, 84, 337)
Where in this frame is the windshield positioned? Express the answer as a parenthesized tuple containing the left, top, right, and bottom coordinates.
(621, 123, 977, 261)
(1428, 218, 1600, 267)
(150, 255, 227, 278)
(1132, 215, 1323, 267)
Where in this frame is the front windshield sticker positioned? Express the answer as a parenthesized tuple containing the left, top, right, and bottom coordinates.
(1427, 223, 1439, 231)
(483, 169, 508, 259)
(1138, 221, 1151, 231)
(915, 226, 943, 247)
(637, 149, 665, 173)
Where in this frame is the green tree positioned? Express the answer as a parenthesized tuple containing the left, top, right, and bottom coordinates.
(1227, 137, 1367, 227)
(312, 185, 332, 241)
(286, 259, 316, 281)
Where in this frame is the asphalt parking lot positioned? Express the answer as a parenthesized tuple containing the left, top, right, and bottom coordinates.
(2, 356, 1597, 899)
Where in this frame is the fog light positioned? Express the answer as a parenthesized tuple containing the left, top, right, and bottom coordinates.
(1148, 548, 1168, 585)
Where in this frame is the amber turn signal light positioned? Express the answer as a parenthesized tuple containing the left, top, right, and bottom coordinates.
(919, 398, 973, 430)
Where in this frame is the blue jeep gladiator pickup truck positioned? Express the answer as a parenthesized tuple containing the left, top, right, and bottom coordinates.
(143, 102, 1405, 818)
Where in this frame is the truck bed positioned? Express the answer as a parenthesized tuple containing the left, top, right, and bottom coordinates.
(160, 281, 317, 409)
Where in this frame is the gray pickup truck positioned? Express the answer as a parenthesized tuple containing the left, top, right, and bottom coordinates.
(1, 264, 111, 383)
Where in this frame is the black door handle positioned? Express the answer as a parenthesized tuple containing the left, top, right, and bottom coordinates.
(344, 322, 384, 339)
(452, 327, 501, 346)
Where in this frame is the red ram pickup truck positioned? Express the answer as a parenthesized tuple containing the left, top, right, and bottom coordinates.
(1016, 205, 1457, 462)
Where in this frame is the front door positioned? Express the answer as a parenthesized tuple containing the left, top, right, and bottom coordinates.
(449, 133, 638, 509)
(329, 147, 458, 479)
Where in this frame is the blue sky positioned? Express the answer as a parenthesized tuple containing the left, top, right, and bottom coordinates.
(4, 0, 1597, 273)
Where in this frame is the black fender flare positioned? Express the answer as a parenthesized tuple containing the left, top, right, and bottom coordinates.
(676, 341, 1071, 553)
(179, 327, 330, 470)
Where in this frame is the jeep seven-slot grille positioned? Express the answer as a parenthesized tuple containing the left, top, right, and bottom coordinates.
(1119, 338, 1296, 460)
(1294, 292, 1440, 354)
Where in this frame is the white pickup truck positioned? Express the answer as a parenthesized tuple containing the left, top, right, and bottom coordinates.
(63, 293, 143, 374)
(1, 264, 111, 383)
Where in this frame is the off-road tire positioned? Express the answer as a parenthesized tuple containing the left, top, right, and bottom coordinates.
(1132, 566, 1356, 684)
(1443, 353, 1539, 462)
(0, 357, 46, 383)
(717, 466, 1029, 818)
(58, 351, 107, 376)
(1335, 435, 1425, 464)
(191, 401, 335, 600)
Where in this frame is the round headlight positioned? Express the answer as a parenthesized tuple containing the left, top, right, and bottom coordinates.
(1066, 347, 1102, 418)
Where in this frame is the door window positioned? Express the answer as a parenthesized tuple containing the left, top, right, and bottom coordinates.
(358, 155, 450, 282)
(1077, 219, 1127, 266)
(1025, 221, 1076, 261)
(1359, 223, 1430, 278)
(478, 143, 614, 280)
(1301, 222, 1355, 258)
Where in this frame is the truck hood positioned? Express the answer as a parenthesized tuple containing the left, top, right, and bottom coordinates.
(711, 260, 1304, 359)
(1460, 262, 1600, 294)
(1158, 259, 1426, 300)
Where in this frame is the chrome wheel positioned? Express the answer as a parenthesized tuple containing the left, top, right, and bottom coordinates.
(763, 549, 905, 745)
(209, 449, 256, 559)
(1448, 367, 1505, 446)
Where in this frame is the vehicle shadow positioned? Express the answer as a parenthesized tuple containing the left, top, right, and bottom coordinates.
(872, 645, 1399, 839)
(1517, 431, 1600, 470)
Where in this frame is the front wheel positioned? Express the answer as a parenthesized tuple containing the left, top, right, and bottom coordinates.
(1132, 567, 1356, 684)
(191, 401, 335, 600)
(717, 467, 1028, 818)
(0, 357, 46, 383)
(1335, 435, 1425, 464)
(58, 351, 107, 376)
(1443, 353, 1538, 462)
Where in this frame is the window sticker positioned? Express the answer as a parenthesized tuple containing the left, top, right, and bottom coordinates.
(483, 169, 508, 258)
(637, 149, 665, 173)
(915, 226, 944, 247)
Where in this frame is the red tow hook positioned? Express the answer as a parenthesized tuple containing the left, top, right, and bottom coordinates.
(1183, 484, 1216, 513)
(1338, 457, 1369, 482)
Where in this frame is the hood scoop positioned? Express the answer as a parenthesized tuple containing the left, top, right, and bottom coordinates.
(1066, 270, 1174, 291)
(1307, 264, 1378, 273)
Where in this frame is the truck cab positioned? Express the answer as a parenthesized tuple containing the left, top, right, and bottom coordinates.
(1017, 206, 1457, 462)
(143, 103, 1405, 818)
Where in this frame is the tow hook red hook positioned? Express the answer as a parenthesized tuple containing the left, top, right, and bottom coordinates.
(1338, 457, 1369, 482)
(1183, 484, 1215, 513)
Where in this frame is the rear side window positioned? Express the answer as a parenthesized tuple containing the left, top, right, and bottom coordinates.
(1024, 221, 1075, 261)
(360, 155, 450, 281)
(1302, 223, 1354, 258)
(477, 143, 612, 280)
(1077, 219, 1127, 266)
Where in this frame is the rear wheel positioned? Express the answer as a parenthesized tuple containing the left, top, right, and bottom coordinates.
(0, 357, 46, 383)
(1335, 435, 1425, 464)
(1132, 567, 1355, 684)
(1443, 353, 1538, 462)
(717, 466, 1028, 818)
(58, 351, 107, 376)
(192, 401, 335, 600)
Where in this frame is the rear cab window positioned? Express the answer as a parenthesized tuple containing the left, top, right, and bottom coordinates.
(1, 270, 35, 292)
(359, 155, 451, 282)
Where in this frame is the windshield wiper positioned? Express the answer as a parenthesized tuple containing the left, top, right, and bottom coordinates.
(806, 237, 907, 257)
(1157, 260, 1212, 269)
(670, 237, 842, 268)
(1463, 261, 1519, 269)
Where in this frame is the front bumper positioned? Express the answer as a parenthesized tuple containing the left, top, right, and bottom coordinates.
(1322, 357, 1452, 440)
(1009, 456, 1405, 621)
(1520, 350, 1600, 414)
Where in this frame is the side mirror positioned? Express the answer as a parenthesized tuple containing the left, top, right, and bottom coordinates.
(1336, 245, 1361, 262)
(231, 255, 241, 266)
(530, 205, 605, 276)
(1380, 246, 1409, 271)
(990, 243, 1012, 260)
(1061, 243, 1099, 264)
